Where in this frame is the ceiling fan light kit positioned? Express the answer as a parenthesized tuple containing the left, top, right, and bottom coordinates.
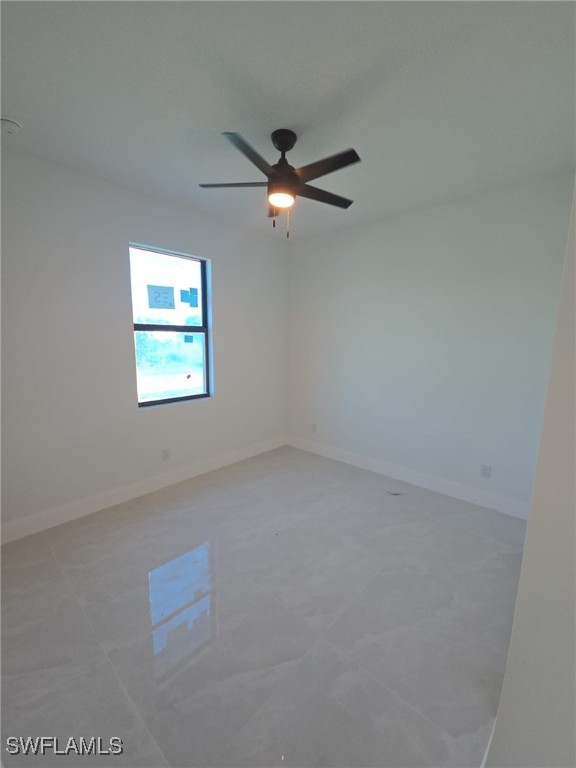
(200, 129, 360, 235)
(268, 191, 295, 209)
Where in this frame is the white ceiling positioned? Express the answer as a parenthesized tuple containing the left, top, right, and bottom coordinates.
(2, 1, 574, 240)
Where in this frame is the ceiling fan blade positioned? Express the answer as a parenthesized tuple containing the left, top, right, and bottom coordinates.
(222, 132, 273, 178)
(297, 183, 353, 209)
(295, 149, 360, 184)
(199, 182, 268, 188)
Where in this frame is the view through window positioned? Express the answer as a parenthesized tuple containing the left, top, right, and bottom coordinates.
(129, 245, 210, 406)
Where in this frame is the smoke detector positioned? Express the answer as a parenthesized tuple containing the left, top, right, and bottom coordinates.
(1, 118, 22, 136)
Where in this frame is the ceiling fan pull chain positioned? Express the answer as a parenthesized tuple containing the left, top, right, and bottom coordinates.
(286, 209, 290, 239)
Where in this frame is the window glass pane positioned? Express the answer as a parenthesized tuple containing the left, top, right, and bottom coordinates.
(134, 331, 207, 403)
(129, 247, 204, 326)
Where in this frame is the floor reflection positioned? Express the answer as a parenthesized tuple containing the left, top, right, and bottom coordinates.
(148, 540, 215, 677)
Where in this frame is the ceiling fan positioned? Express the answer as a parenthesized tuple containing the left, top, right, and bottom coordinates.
(200, 129, 361, 221)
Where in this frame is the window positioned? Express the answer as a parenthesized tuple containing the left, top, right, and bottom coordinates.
(129, 245, 210, 406)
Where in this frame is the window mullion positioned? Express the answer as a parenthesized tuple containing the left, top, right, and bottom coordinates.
(133, 323, 207, 333)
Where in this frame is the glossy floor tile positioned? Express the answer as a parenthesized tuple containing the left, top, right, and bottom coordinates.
(2, 448, 526, 767)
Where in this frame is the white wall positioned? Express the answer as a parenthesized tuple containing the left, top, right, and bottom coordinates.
(288, 174, 574, 517)
(2, 149, 288, 540)
(485, 187, 575, 767)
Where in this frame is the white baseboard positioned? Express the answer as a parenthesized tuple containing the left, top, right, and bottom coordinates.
(3, 434, 528, 544)
(1, 436, 287, 543)
(287, 436, 530, 520)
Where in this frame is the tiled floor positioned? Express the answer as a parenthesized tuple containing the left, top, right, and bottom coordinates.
(1, 448, 526, 767)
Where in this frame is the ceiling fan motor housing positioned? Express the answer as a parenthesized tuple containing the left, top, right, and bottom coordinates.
(268, 160, 298, 199)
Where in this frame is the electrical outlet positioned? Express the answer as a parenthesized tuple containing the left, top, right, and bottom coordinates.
(480, 464, 492, 479)
(161, 448, 171, 461)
